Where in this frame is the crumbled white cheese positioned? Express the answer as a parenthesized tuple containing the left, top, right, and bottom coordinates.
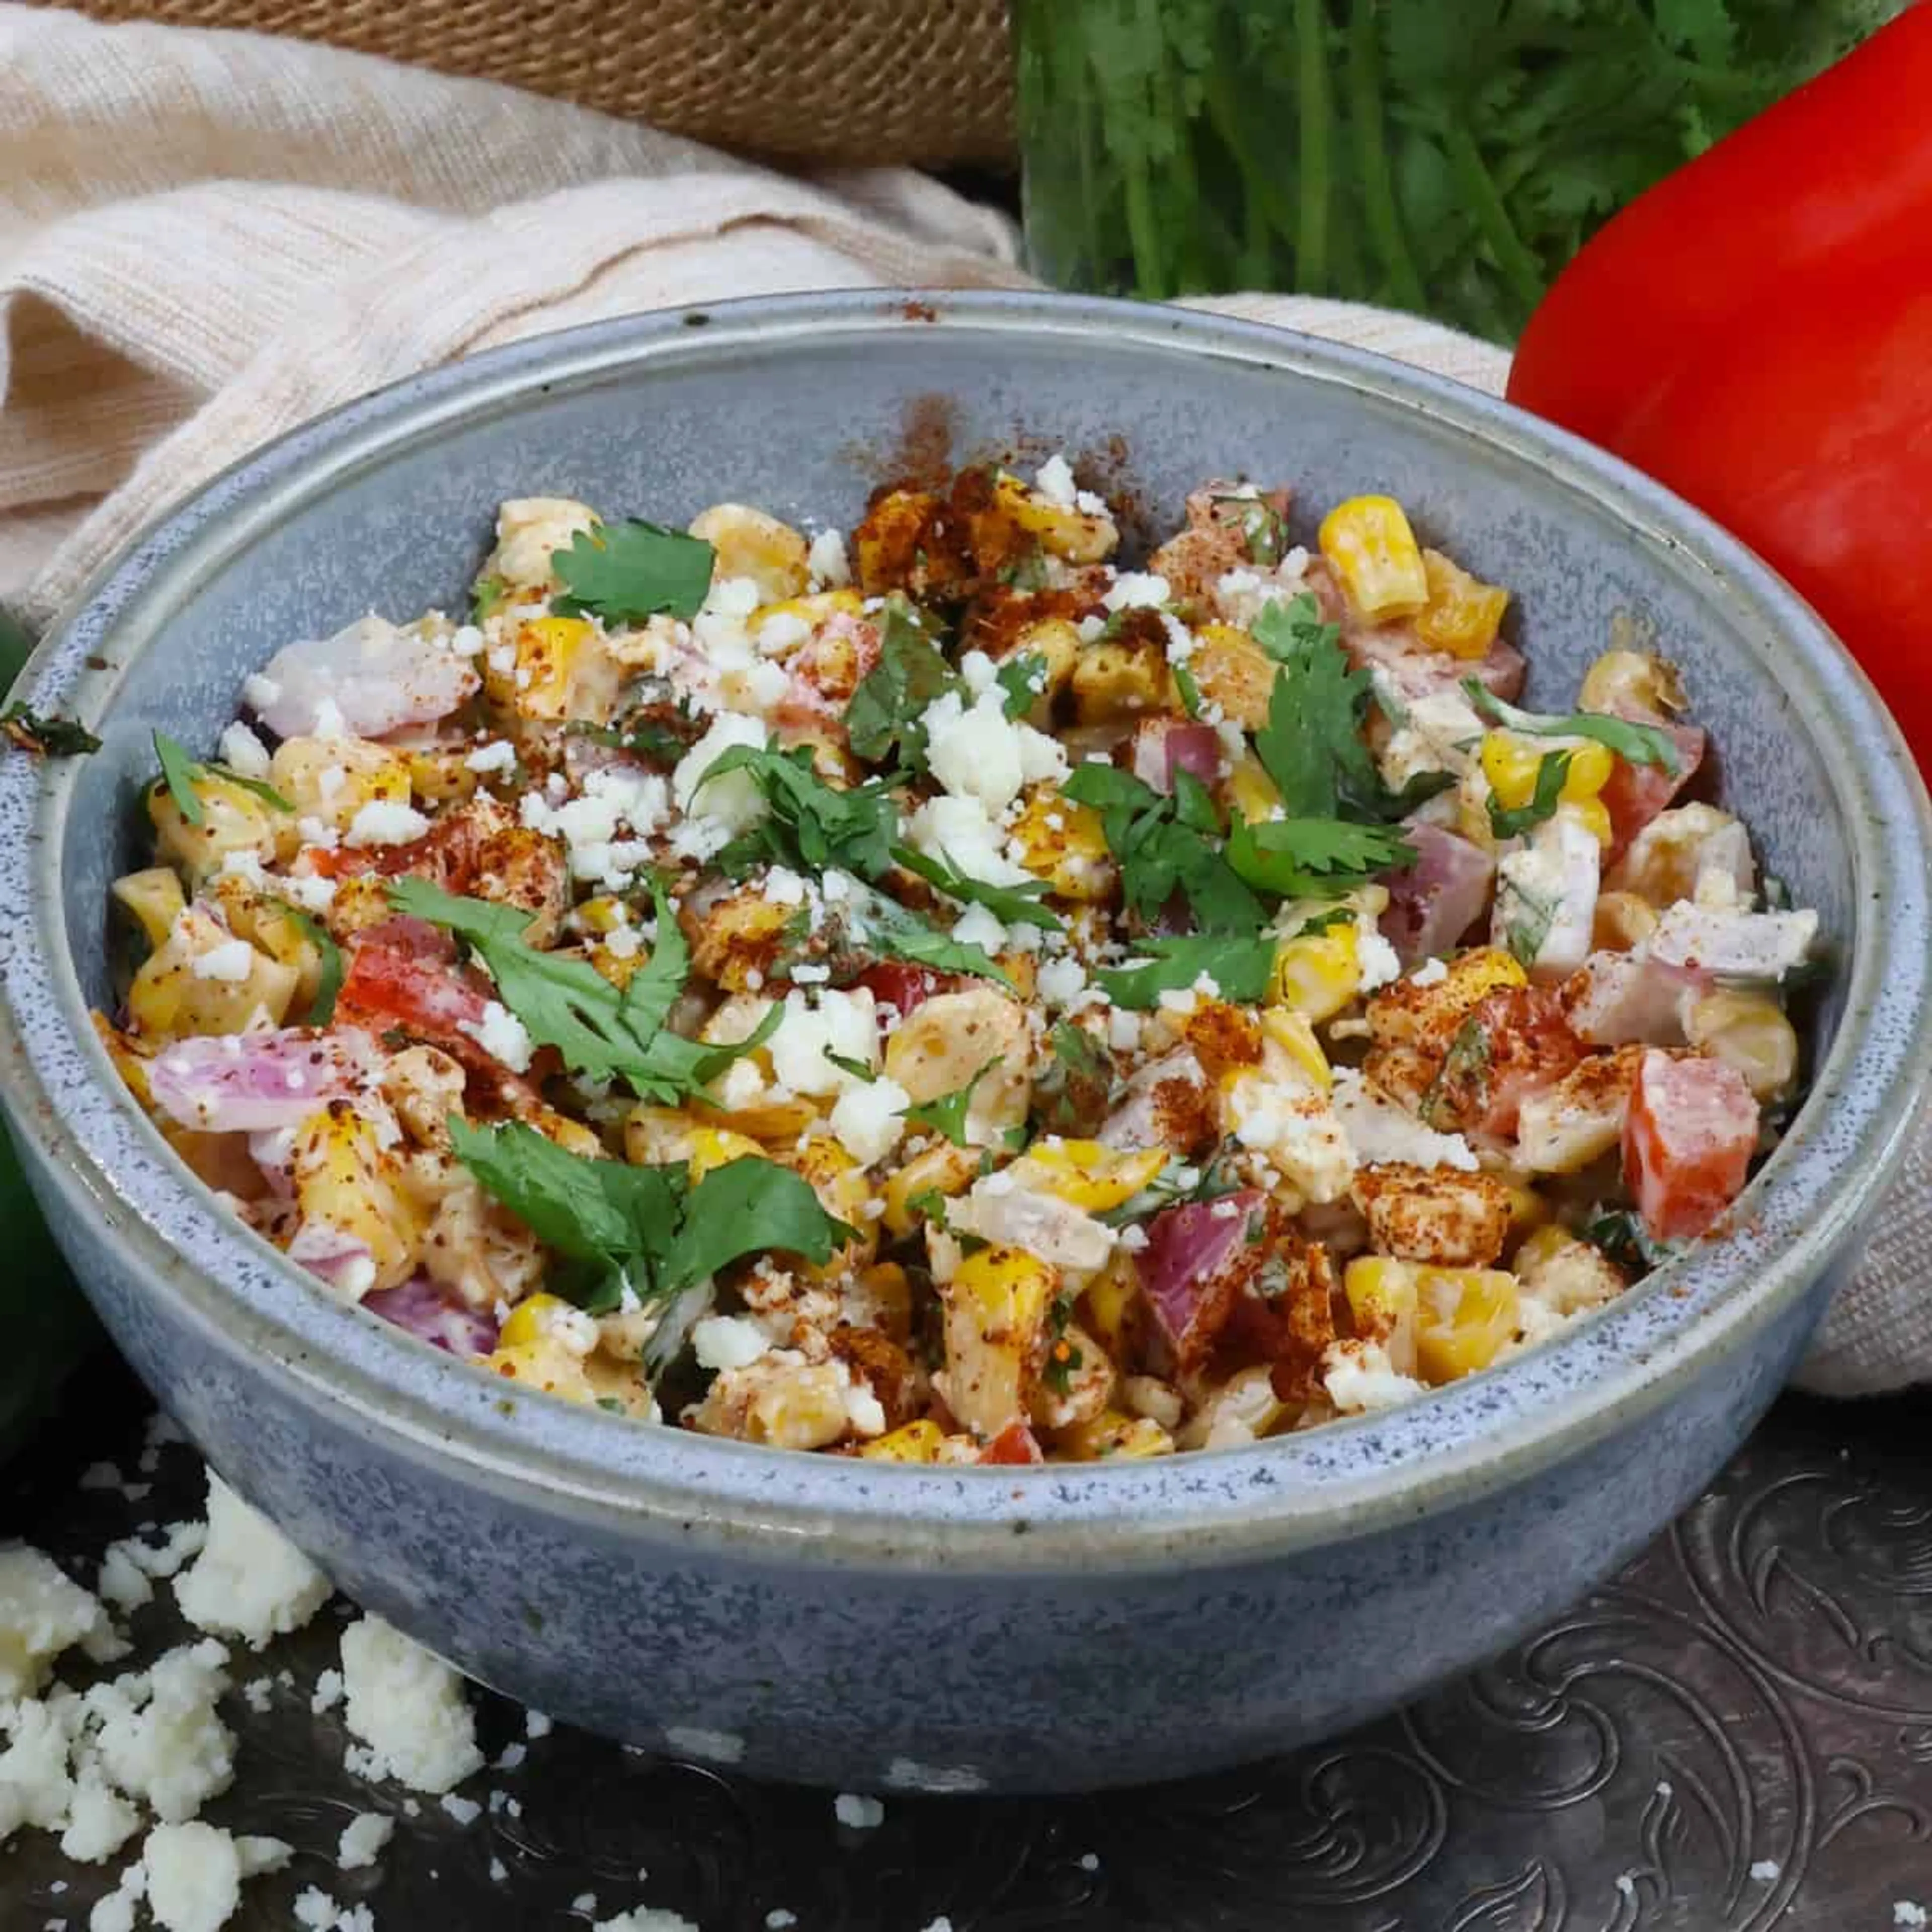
(1639, 902, 1818, 982)
(338, 1616, 482, 1795)
(173, 1471, 332, 1650)
(89, 1638, 234, 1824)
(1355, 924, 1402, 995)
(188, 941, 256, 985)
(458, 1000, 535, 1075)
(592, 1910, 700, 1932)
(524, 1710, 552, 1739)
(1322, 1340, 1428, 1416)
(958, 649, 999, 696)
(88, 1858, 146, 1932)
(1032, 453, 1078, 508)
(142, 1820, 242, 1932)
(1224, 1074, 1354, 1202)
(829, 1074, 912, 1168)
(671, 712, 769, 834)
(0, 1549, 119, 1697)
(464, 739, 517, 774)
(1102, 572, 1169, 612)
(1493, 807, 1599, 981)
(283, 872, 338, 914)
(922, 688, 1026, 814)
(752, 611, 811, 657)
(904, 794, 1032, 889)
(950, 904, 1007, 956)
(807, 528, 850, 588)
(239, 674, 282, 714)
(766, 988, 878, 1097)
(766, 1913, 798, 1930)
(834, 1793, 885, 1830)
(441, 1792, 481, 1825)
(309, 1668, 343, 1714)
(344, 800, 432, 849)
(1410, 956, 1449, 987)
(216, 723, 271, 780)
(691, 1316, 773, 1374)
(1036, 957, 1089, 1008)
(1895, 1906, 1928, 1929)
(1748, 1861, 1781, 1882)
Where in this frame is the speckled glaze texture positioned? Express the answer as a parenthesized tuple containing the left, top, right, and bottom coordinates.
(2, 294, 1928, 1794)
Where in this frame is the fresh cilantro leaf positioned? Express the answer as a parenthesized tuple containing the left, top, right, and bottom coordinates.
(1250, 601, 1381, 819)
(902, 1057, 1002, 1147)
(449, 1120, 849, 1315)
(1419, 1014, 1490, 1130)
(1498, 873, 1560, 968)
(844, 597, 962, 771)
(1062, 761, 1265, 936)
(1, 703, 99, 756)
(891, 844, 1063, 931)
(995, 651, 1048, 719)
(1463, 680, 1680, 772)
(661, 1155, 856, 1290)
(824, 1051, 876, 1083)
(153, 731, 207, 826)
(1051, 1020, 1110, 1081)
(152, 730, 294, 825)
(697, 745, 899, 883)
(1173, 660, 1202, 718)
(1042, 1331, 1084, 1397)
(1296, 906, 1357, 938)
(1580, 1206, 1685, 1276)
(1094, 935, 1276, 1010)
(1225, 816, 1414, 899)
(470, 573, 510, 623)
(275, 904, 344, 1026)
(1488, 749, 1575, 841)
(1094, 1148, 1231, 1227)
(1252, 590, 1341, 666)
(997, 549, 1051, 591)
(858, 889, 1016, 989)
(390, 875, 769, 1102)
(907, 1187, 953, 1230)
(551, 520, 715, 626)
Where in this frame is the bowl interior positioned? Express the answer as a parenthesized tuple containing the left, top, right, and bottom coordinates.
(11, 294, 1924, 1559)
(59, 316, 1852, 1045)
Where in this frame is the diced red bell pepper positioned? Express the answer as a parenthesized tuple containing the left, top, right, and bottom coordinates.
(979, 1420, 1044, 1465)
(337, 938, 490, 1050)
(1623, 1049, 1759, 1242)
(1601, 719, 1706, 862)
(852, 961, 953, 1017)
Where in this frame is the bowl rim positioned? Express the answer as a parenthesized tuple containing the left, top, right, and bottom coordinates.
(3, 288, 1928, 1572)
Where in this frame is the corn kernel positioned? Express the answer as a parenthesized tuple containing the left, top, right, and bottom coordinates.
(1685, 989, 1799, 1100)
(1414, 1267, 1521, 1384)
(941, 1245, 1056, 1440)
(1070, 639, 1170, 723)
(112, 868, 187, 952)
(1416, 549, 1511, 658)
(1014, 1141, 1166, 1213)
(499, 1292, 586, 1351)
(1511, 1224, 1575, 1275)
(1259, 1007, 1332, 1092)
(1079, 1252, 1141, 1357)
(688, 503, 811, 602)
(1188, 623, 1276, 732)
(1579, 649, 1685, 717)
(1343, 1256, 1420, 1375)
(998, 473, 1116, 564)
(1057, 1410, 1174, 1461)
(1225, 750, 1283, 826)
(860, 1420, 944, 1464)
(512, 614, 611, 723)
(686, 1125, 766, 1181)
(1319, 495, 1429, 621)
(751, 589, 864, 639)
(1269, 927, 1361, 1025)
(1008, 787, 1113, 901)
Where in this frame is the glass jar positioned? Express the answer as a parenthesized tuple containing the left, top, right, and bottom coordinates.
(1015, 0, 1902, 342)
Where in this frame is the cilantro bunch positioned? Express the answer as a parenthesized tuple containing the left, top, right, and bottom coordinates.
(1014, 0, 1889, 341)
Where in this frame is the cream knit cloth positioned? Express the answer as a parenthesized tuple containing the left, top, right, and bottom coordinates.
(0, 4, 1914, 1394)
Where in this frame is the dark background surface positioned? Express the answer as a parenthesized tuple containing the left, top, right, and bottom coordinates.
(7, 1359, 1932, 1929)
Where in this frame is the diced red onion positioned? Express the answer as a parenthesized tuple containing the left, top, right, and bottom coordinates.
(148, 1027, 368, 1134)
(1381, 824, 1495, 965)
(249, 615, 479, 740)
(1136, 1190, 1265, 1365)
(364, 1278, 500, 1357)
(286, 1222, 376, 1301)
(1127, 718, 1223, 795)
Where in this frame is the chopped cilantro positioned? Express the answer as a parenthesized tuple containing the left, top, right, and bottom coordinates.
(1062, 761, 1265, 936)
(1487, 749, 1574, 842)
(824, 1051, 876, 1084)
(1463, 680, 1680, 773)
(275, 904, 344, 1026)
(698, 745, 899, 883)
(1, 703, 99, 757)
(902, 1058, 1002, 1147)
(469, 572, 510, 623)
(151, 730, 292, 826)
(1419, 1016, 1490, 1130)
(892, 844, 1063, 931)
(907, 1187, 954, 1231)
(1499, 875, 1560, 967)
(550, 520, 715, 626)
(1225, 816, 1414, 900)
(1581, 1207, 1684, 1275)
(1094, 934, 1276, 1010)
(844, 597, 962, 772)
(852, 883, 1017, 989)
(1172, 660, 1203, 718)
(1296, 906, 1357, 939)
(450, 1120, 850, 1316)
(995, 651, 1049, 720)
(1051, 1020, 1110, 1081)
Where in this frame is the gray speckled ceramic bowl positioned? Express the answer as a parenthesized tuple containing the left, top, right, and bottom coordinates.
(4, 293, 1928, 1795)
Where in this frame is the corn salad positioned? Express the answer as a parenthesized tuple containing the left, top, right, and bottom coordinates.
(101, 462, 1819, 1463)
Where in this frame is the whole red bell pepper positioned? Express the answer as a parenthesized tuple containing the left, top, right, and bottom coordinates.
(1506, 3, 1932, 762)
